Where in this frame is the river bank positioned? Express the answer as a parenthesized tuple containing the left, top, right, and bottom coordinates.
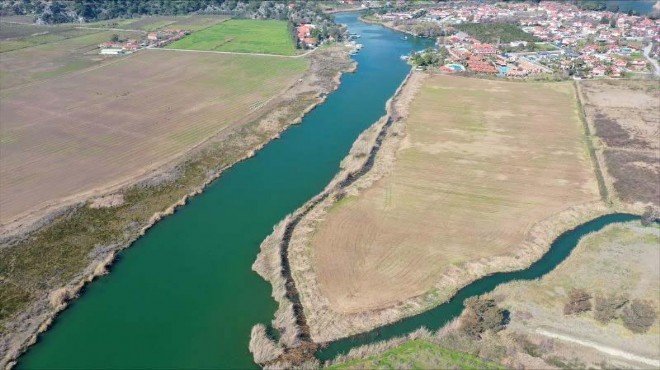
(0, 46, 355, 369)
(322, 218, 658, 369)
(254, 69, 618, 348)
(358, 14, 417, 37)
(251, 69, 419, 367)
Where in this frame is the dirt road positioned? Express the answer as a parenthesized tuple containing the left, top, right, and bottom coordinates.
(536, 328, 660, 368)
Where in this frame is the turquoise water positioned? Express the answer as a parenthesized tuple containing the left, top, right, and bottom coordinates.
(15, 11, 647, 370)
(17, 13, 433, 370)
(446, 63, 466, 71)
(604, 0, 656, 14)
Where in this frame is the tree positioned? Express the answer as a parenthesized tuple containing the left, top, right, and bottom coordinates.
(622, 300, 657, 334)
(564, 288, 592, 315)
(641, 206, 658, 226)
(110, 33, 120, 42)
(594, 293, 628, 324)
(460, 297, 509, 338)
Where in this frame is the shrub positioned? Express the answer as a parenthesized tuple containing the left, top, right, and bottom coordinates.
(563, 288, 592, 315)
(460, 297, 509, 338)
(249, 324, 283, 364)
(622, 300, 657, 334)
(593, 293, 628, 324)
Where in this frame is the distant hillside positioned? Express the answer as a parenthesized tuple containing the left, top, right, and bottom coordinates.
(0, 0, 332, 25)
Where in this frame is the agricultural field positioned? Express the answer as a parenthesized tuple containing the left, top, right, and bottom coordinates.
(309, 75, 600, 319)
(482, 222, 660, 369)
(167, 19, 297, 55)
(0, 27, 143, 88)
(84, 15, 228, 32)
(0, 22, 104, 53)
(327, 339, 505, 370)
(0, 50, 308, 225)
(579, 80, 660, 207)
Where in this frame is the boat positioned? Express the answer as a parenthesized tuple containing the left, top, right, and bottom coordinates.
(400, 55, 410, 60)
(402, 36, 408, 40)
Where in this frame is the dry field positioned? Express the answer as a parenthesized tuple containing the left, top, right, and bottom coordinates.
(0, 50, 308, 225)
(84, 15, 227, 32)
(483, 222, 660, 369)
(312, 75, 600, 315)
(0, 16, 227, 89)
(579, 80, 660, 207)
(0, 28, 143, 89)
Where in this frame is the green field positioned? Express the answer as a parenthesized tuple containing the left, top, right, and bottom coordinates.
(166, 19, 297, 55)
(454, 23, 539, 43)
(327, 340, 505, 370)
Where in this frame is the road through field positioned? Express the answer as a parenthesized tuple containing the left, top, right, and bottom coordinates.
(536, 329, 660, 367)
(148, 45, 317, 58)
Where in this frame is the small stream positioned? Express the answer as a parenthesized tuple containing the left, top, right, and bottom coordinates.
(317, 213, 641, 361)
(15, 11, 648, 369)
(16, 12, 433, 370)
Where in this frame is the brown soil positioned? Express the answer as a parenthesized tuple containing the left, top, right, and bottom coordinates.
(0, 50, 307, 229)
(0, 46, 356, 368)
(578, 79, 660, 208)
(257, 73, 606, 344)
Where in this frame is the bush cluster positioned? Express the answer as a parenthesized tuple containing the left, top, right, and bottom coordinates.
(460, 297, 509, 338)
(563, 288, 657, 334)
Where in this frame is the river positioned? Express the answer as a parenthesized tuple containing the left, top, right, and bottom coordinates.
(16, 12, 433, 370)
(16, 11, 648, 370)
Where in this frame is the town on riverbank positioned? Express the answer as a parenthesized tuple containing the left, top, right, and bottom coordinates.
(1, 1, 658, 370)
(363, 0, 659, 79)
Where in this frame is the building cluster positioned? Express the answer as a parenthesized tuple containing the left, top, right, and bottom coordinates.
(379, 1, 660, 79)
(99, 29, 189, 55)
(296, 23, 319, 48)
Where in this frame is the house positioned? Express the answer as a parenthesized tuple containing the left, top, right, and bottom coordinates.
(147, 32, 161, 41)
(303, 37, 318, 48)
(297, 24, 315, 40)
(473, 43, 497, 55)
(100, 48, 124, 55)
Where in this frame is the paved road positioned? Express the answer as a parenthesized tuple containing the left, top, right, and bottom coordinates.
(536, 328, 660, 367)
(643, 43, 660, 77)
(146, 46, 317, 58)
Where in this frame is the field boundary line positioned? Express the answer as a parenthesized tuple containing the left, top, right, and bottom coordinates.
(75, 26, 146, 33)
(1, 51, 140, 93)
(573, 80, 610, 204)
(150, 46, 316, 58)
(536, 329, 660, 367)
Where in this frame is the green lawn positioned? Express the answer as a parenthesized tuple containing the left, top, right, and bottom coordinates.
(166, 19, 297, 55)
(327, 340, 506, 370)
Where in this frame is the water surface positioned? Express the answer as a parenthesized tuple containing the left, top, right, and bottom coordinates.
(17, 12, 433, 369)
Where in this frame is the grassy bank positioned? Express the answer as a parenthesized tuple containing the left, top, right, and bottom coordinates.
(328, 339, 505, 370)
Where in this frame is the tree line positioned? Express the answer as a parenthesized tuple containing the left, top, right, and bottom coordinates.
(0, 0, 340, 26)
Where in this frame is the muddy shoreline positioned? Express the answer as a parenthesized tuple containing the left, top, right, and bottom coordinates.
(0, 47, 355, 369)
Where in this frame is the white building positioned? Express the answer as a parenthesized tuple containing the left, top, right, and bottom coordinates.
(100, 48, 124, 55)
